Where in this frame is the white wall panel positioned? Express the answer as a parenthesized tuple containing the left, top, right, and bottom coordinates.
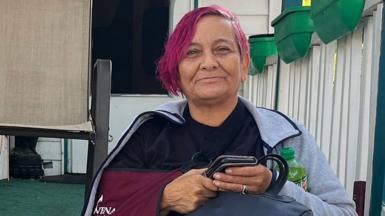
(277, 62, 291, 113)
(0, 136, 9, 180)
(170, 0, 194, 30)
(319, 42, 336, 158)
(365, 0, 382, 12)
(238, 16, 269, 36)
(199, 0, 268, 15)
(382, 205, 385, 216)
(345, 23, 364, 196)
(307, 45, 321, 140)
(36, 138, 63, 176)
(198, 0, 271, 36)
(268, 0, 282, 33)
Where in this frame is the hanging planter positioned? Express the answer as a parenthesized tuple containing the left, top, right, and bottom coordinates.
(311, 0, 364, 44)
(271, 6, 314, 64)
(248, 34, 277, 75)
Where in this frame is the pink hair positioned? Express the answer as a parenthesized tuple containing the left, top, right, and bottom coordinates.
(157, 5, 249, 96)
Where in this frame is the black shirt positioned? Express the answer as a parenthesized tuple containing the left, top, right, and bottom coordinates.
(109, 100, 264, 170)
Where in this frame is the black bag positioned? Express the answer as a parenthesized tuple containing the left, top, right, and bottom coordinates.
(188, 154, 313, 216)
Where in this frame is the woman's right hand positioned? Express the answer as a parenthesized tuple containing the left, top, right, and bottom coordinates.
(160, 169, 218, 214)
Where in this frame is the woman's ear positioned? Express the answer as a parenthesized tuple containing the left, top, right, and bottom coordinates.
(241, 55, 250, 82)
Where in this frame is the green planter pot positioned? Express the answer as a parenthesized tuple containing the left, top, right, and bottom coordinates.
(271, 7, 314, 64)
(311, 0, 364, 44)
(248, 34, 277, 75)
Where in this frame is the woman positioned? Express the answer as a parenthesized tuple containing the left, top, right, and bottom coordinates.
(83, 5, 357, 216)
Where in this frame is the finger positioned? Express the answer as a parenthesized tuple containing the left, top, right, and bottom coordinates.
(201, 176, 219, 192)
(225, 165, 267, 177)
(201, 189, 217, 198)
(212, 180, 244, 193)
(214, 169, 272, 190)
(213, 180, 265, 194)
(213, 171, 272, 193)
(213, 172, 255, 185)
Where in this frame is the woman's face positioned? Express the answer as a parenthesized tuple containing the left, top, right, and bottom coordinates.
(178, 15, 249, 105)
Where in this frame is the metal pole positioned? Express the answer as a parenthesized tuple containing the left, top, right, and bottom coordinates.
(85, 59, 112, 198)
(370, 4, 385, 216)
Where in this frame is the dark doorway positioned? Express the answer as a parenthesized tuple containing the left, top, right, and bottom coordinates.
(92, 0, 169, 94)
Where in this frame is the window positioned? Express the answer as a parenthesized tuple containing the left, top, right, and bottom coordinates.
(92, 0, 169, 94)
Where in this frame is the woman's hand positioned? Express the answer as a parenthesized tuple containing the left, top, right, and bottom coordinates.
(212, 165, 272, 194)
(160, 169, 218, 215)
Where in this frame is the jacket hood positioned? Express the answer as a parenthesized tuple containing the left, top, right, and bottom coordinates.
(155, 97, 301, 149)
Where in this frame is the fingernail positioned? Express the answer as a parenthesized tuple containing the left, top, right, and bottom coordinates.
(225, 169, 232, 174)
(213, 173, 221, 179)
(213, 180, 220, 186)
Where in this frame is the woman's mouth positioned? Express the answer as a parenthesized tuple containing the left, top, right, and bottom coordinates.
(196, 76, 225, 83)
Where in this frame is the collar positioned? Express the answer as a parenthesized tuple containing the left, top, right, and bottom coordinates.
(155, 97, 301, 148)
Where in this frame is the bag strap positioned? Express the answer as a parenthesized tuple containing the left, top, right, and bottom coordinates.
(257, 154, 288, 195)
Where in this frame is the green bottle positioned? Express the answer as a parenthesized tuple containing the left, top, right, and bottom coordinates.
(280, 147, 308, 191)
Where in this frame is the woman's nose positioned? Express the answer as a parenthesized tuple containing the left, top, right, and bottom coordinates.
(200, 53, 219, 70)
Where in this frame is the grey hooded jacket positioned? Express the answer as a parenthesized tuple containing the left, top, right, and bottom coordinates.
(83, 97, 357, 216)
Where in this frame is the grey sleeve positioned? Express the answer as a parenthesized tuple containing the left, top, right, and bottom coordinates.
(278, 124, 357, 216)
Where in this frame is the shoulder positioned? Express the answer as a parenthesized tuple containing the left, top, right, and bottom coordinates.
(135, 114, 174, 135)
(256, 107, 299, 126)
(241, 100, 302, 147)
(239, 97, 300, 132)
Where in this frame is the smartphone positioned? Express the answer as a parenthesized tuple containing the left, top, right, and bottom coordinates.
(203, 155, 258, 179)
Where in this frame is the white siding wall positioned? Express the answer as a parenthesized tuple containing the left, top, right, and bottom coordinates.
(170, 0, 195, 30)
(0, 136, 9, 180)
(243, 3, 383, 205)
(170, 0, 282, 35)
(36, 138, 63, 176)
(243, 57, 278, 109)
(199, 0, 281, 36)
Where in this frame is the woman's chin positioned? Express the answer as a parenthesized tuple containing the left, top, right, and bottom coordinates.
(192, 90, 236, 104)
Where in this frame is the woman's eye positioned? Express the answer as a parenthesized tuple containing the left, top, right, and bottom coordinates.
(216, 46, 231, 54)
(186, 49, 201, 57)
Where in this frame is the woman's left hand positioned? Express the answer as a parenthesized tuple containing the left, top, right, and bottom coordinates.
(212, 165, 272, 194)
